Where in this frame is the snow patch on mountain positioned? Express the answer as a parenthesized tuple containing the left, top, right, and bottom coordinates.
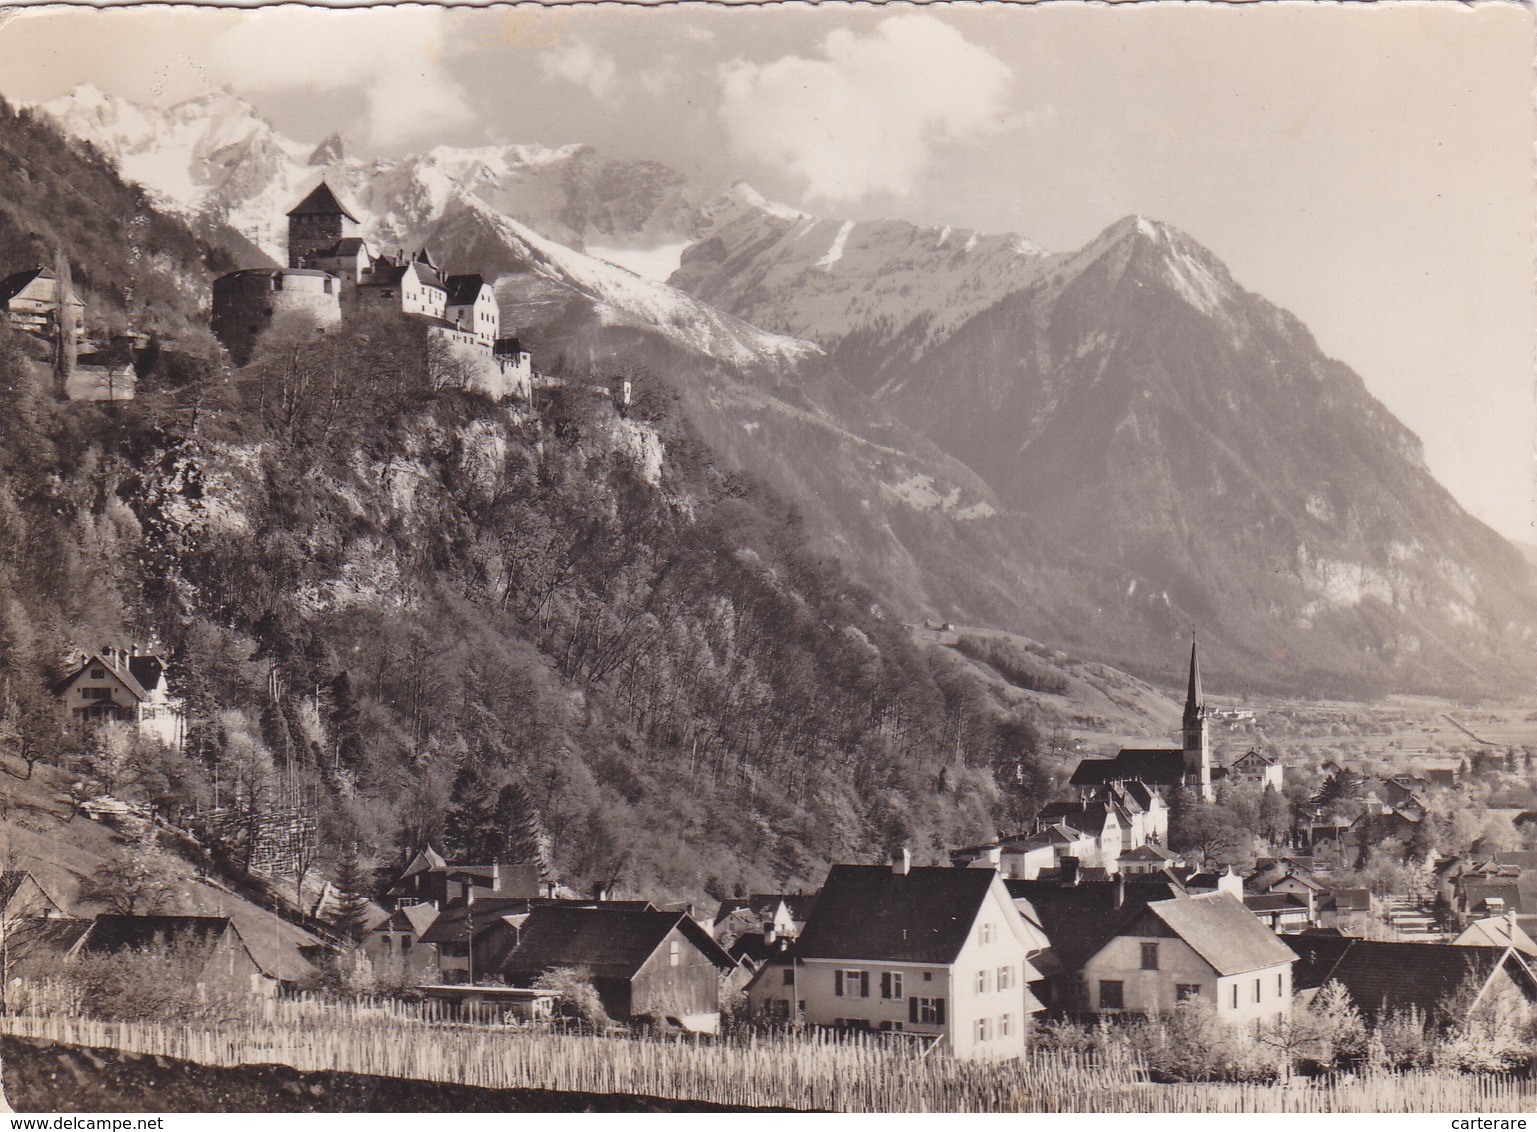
(817, 221, 854, 270)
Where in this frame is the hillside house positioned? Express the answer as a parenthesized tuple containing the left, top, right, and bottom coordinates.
(1287, 936, 1537, 1028)
(1079, 892, 1296, 1022)
(386, 848, 545, 909)
(0, 267, 84, 340)
(56, 646, 184, 748)
(1316, 888, 1373, 932)
(748, 856, 1048, 1059)
(80, 914, 275, 997)
(498, 906, 737, 1032)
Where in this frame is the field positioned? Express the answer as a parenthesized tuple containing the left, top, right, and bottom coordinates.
(2, 1009, 1535, 1113)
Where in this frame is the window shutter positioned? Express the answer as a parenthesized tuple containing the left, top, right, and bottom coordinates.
(936, 999, 946, 1025)
(909, 996, 918, 1023)
(860, 972, 870, 997)
(881, 973, 891, 999)
(835, 970, 844, 997)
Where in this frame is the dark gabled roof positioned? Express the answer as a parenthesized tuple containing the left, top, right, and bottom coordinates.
(418, 897, 535, 945)
(444, 274, 488, 306)
(1070, 749, 1186, 788)
(1005, 878, 1181, 972)
(1244, 893, 1308, 914)
(0, 268, 46, 305)
(1038, 801, 1116, 837)
(1120, 844, 1178, 862)
(729, 931, 793, 966)
(59, 654, 149, 701)
(1231, 748, 1276, 767)
(1492, 852, 1537, 872)
(83, 914, 237, 955)
(1321, 888, 1372, 913)
(1286, 933, 1358, 989)
(1144, 894, 1297, 976)
(1289, 939, 1537, 1023)
(287, 181, 359, 222)
(500, 907, 735, 980)
(15, 916, 93, 957)
(792, 865, 1000, 965)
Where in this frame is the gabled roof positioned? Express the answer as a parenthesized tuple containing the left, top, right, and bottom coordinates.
(16, 916, 93, 958)
(1321, 888, 1372, 913)
(59, 654, 149, 701)
(1120, 844, 1178, 862)
(376, 903, 439, 936)
(287, 181, 360, 222)
(444, 274, 489, 306)
(1038, 802, 1117, 836)
(1455, 916, 1537, 957)
(1287, 939, 1537, 1023)
(1006, 878, 1181, 972)
(418, 897, 534, 945)
(501, 906, 735, 980)
(1244, 893, 1308, 914)
(1139, 893, 1297, 976)
(83, 914, 240, 955)
(1070, 749, 1186, 788)
(792, 865, 1002, 965)
(1231, 748, 1276, 767)
(0, 871, 65, 916)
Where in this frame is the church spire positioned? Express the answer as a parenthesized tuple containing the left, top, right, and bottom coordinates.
(1184, 628, 1202, 724)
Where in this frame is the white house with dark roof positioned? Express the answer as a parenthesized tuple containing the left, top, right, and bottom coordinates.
(56, 646, 184, 748)
(1080, 891, 1295, 1022)
(747, 854, 1047, 1059)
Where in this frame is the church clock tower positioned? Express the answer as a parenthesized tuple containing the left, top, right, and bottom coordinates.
(1181, 632, 1213, 800)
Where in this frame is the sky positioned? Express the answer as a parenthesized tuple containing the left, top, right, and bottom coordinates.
(0, 1, 1532, 542)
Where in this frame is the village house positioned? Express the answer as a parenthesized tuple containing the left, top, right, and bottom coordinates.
(55, 646, 184, 749)
(1118, 844, 1184, 876)
(386, 847, 545, 910)
(0, 266, 85, 339)
(497, 905, 738, 1032)
(747, 855, 1048, 1059)
(1286, 936, 1537, 1028)
(1454, 914, 1537, 958)
(1246, 861, 1326, 921)
(1226, 748, 1284, 790)
(1036, 801, 1124, 868)
(79, 914, 276, 997)
(1077, 892, 1296, 1022)
(362, 902, 440, 983)
(711, 894, 815, 947)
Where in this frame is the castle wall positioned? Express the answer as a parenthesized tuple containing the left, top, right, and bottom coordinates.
(212, 270, 341, 366)
(288, 213, 360, 268)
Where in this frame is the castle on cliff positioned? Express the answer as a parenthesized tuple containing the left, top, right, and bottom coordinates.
(211, 182, 532, 399)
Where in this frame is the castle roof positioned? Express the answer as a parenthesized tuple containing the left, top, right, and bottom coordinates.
(445, 274, 488, 306)
(287, 181, 360, 222)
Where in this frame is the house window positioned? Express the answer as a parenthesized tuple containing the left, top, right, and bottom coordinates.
(974, 1017, 991, 1043)
(1231, 984, 1238, 1009)
(272, 275, 284, 291)
(1099, 981, 1124, 1011)
(1254, 978, 1262, 1003)
(835, 970, 869, 997)
(975, 969, 989, 994)
(1277, 973, 1284, 996)
(878, 1021, 904, 1032)
(997, 965, 1014, 990)
(765, 1000, 790, 1023)
(669, 941, 680, 967)
(999, 1013, 1012, 1037)
(401, 939, 411, 952)
(910, 997, 946, 1025)
(880, 972, 903, 999)
(782, 968, 794, 986)
(922, 971, 933, 982)
(1140, 942, 1159, 970)
(1177, 984, 1201, 1001)
(90, 668, 105, 680)
(978, 923, 996, 945)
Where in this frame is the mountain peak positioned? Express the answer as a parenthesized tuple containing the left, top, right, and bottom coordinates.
(725, 180, 809, 222)
(308, 131, 346, 166)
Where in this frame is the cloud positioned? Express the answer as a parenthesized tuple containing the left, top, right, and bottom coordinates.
(540, 41, 618, 100)
(209, 9, 472, 151)
(718, 13, 1013, 204)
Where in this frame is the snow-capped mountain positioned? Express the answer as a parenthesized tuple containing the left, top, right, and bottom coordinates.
(670, 182, 1058, 376)
(38, 85, 709, 273)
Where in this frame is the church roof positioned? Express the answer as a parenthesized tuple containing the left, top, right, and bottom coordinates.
(1070, 748, 1186, 788)
(287, 182, 360, 222)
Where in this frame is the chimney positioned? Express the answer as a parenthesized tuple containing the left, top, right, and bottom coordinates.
(892, 848, 911, 876)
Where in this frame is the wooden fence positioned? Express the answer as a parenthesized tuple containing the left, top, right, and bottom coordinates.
(0, 1013, 1533, 1112)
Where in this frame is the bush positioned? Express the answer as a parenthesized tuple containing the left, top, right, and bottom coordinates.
(64, 941, 251, 1023)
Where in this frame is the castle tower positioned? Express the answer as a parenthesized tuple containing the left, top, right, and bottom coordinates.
(286, 181, 361, 268)
(1181, 631, 1212, 799)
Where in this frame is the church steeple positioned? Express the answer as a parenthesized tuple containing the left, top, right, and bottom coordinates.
(1181, 629, 1212, 799)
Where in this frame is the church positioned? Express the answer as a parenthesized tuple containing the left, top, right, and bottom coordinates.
(1069, 635, 1221, 802)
